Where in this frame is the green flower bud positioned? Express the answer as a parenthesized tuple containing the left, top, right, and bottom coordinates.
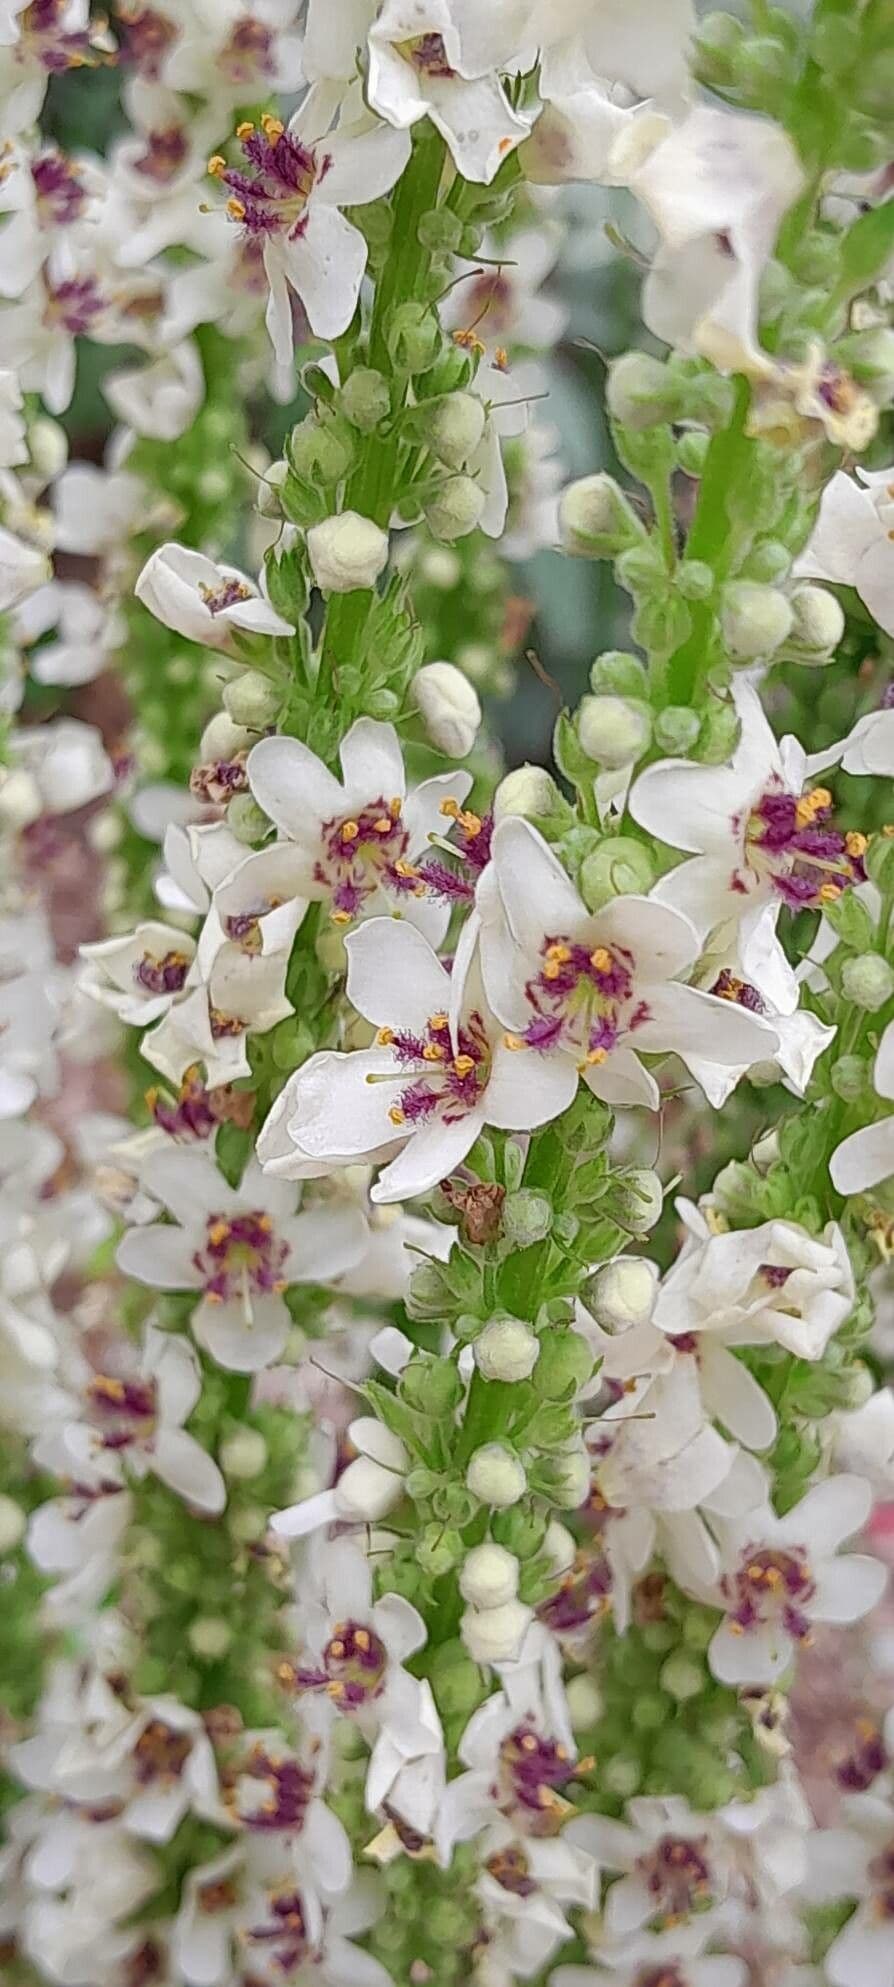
(386, 300, 441, 373)
(539, 1444, 590, 1509)
(578, 835, 656, 913)
(865, 832, 894, 894)
(424, 475, 486, 542)
(695, 699, 741, 764)
(787, 584, 845, 659)
(602, 1754, 643, 1796)
(565, 1675, 603, 1730)
(587, 1257, 656, 1333)
(721, 581, 794, 661)
(201, 712, 251, 761)
(608, 1168, 663, 1235)
(711, 1159, 765, 1223)
(475, 1316, 540, 1383)
(831, 1054, 870, 1104)
(401, 1356, 464, 1415)
(835, 327, 894, 388)
(654, 706, 701, 754)
(466, 1444, 527, 1509)
(543, 1519, 576, 1575)
(676, 559, 715, 602)
(223, 670, 282, 729)
(188, 1616, 233, 1660)
(422, 343, 476, 396)
(578, 693, 651, 769)
(558, 474, 646, 558)
(606, 352, 681, 430)
(493, 764, 574, 838)
(841, 952, 894, 1012)
(226, 794, 270, 844)
(338, 366, 391, 431)
(502, 1190, 553, 1247)
(0, 1493, 25, 1554)
(675, 430, 710, 477)
(425, 391, 486, 468)
(738, 33, 798, 94)
(660, 1651, 706, 1701)
(589, 649, 647, 697)
(406, 1260, 454, 1319)
(742, 538, 792, 584)
(416, 1525, 463, 1578)
(219, 1428, 268, 1480)
(490, 1503, 547, 1557)
(533, 1329, 594, 1400)
(288, 412, 355, 484)
(229, 1503, 269, 1542)
(417, 206, 463, 252)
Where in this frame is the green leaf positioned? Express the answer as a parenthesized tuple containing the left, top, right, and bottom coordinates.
(216, 1122, 252, 1188)
(837, 198, 894, 295)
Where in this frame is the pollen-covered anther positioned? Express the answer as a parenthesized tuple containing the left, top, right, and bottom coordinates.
(207, 154, 226, 177)
(794, 786, 832, 827)
(590, 947, 613, 972)
(377, 1027, 395, 1045)
(453, 1054, 475, 1077)
(340, 820, 360, 843)
(845, 830, 868, 857)
(261, 113, 285, 140)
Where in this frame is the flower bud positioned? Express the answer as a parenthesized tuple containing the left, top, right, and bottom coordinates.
(426, 392, 486, 469)
(578, 694, 651, 769)
(587, 1257, 657, 1333)
(338, 366, 390, 431)
(475, 1317, 540, 1383)
(654, 706, 701, 754)
(200, 712, 251, 760)
(466, 1443, 527, 1509)
(589, 650, 647, 697)
(28, 415, 68, 482)
(461, 1599, 532, 1665)
(424, 475, 486, 542)
(493, 765, 572, 833)
(831, 1054, 869, 1104)
(578, 836, 655, 912)
(835, 327, 894, 388)
(675, 430, 710, 477)
(660, 1650, 705, 1701)
(695, 700, 741, 764)
(502, 1190, 552, 1248)
(676, 559, 714, 603)
(606, 352, 681, 430)
(543, 1519, 576, 1575)
(417, 206, 463, 252)
(721, 581, 794, 661)
(413, 660, 481, 757)
(401, 1356, 463, 1415)
(543, 1445, 590, 1510)
(743, 538, 792, 584)
(256, 459, 289, 518)
(694, 10, 745, 82)
(288, 413, 354, 485)
(566, 1675, 603, 1729)
(841, 952, 894, 1012)
(223, 670, 282, 728)
(533, 1329, 594, 1400)
(558, 474, 645, 558)
(385, 300, 441, 373)
(609, 1168, 663, 1235)
(787, 584, 845, 658)
(188, 1616, 233, 1659)
(219, 1427, 268, 1480)
(0, 1494, 25, 1554)
(226, 794, 269, 844)
(307, 511, 389, 593)
(459, 1542, 520, 1609)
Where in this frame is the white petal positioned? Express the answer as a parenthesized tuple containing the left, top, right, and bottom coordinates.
(192, 1293, 290, 1372)
(275, 202, 368, 342)
(372, 1105, 484, 1203)
(248, 732, 346, 839)
(345, 917, 450, 1030)
(485, 1036, 578, 1131)
(810, 1553, 887, 1624)
(339, 716, 406, 801)
(831, 1117, 894, 1195)
(152, 1430, 226, 1515)
(700, 1340, 777, 1450)
(116, 1224, 202, 1289)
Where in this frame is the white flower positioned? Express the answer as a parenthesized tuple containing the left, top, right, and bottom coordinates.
(139, 943, 293, 1089)
(162, 0, 304, 99)
(654, 1203, 855, 1363)
(592, 1307, 777, 1458)
(479, 817, 776, 1112)
(807, 1795, 894, 1987)
(808, 700, 894, 782)
(0, 136, 102, 299)
(226, 1722, 352, 1898)
(831, 1021, 894, 1196)
(0, 365, 27, 466)
(0, 519, 50, 610)
(36, 1325, 226, 1516)
(706, 1475, 886, 1687)
(117, 1150, 368, 1372)
(436, 1624, 575, 1859)
(629, 679, 864, 1011)
(439, 221, 566, 356)
(0, 961, 58, 1118)
(213, 84, 410, 364)
(196, 842, 309, 983)
(567, 1796, 739, 1944)
(260, 913, 579, 1202)
(413, 661, 481, 757)
(22, 579, 124, 688)
(272, 1416, 410, 1539)
(795, 466, 894, 639)
(135, 542, 295, 653)
(247, 715, 474, 945)
(102, 339, 205, 442)
(80, 919, 197, 1026)
(307, 511, 390, 594)
(474, 1812, 597, 1979)
(367, 1, 531, 184)
(553, 1952, 746, 1987)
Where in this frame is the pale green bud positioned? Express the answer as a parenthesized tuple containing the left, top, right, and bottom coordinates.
(226, 794, 270, 844)
(466, 1444, 527, 1509)
(721, 582, 794, 661)
(603, 1754, 643, 1797)
(413, 660, 481, 756)
(0, 1493, 25, 1553)
(386, 301, 441, 373)
(543, 1519, 576, 1575)
(219, 1427, 268, 1480)
(28, 415, 68, 482)
(502, 1190, 552, 1247)
(841, 952, 894, 1012)
(424, 475, 486, 542)
(654, 706, 701, 754)
(588, 1257, 657, 1333)
(188, 1616, 233, 1659)
(460, 1599, 532, 1664)
(675, 430, 710, 477)
(339, 366, 390, 431)
(696, 699, 741, 764)
(494, 765, 572, 833)
(578, 836, 655, 912)
(223, 670, 282, 729)
(743, 538, 792, 584)
(419, 544, 461, 588)
(565, 1675, 603, 1729)
(200, 712, 251, 760)
(611, 1168, 663, 1235)
(831, 1055, 869, 1105)
(545, 1446, 590, 1510)
(660, 1650, 706, 1701)
(676, 559, 714, 602)
(589, 650, 647, 698)
(417, 206, 463, 252)
(475, 1317, 540, 1383)
(307, 511, 389, 593)
(787, 584, 845, 658)
(834, 327, 894, 387)
(459, 1542, 519, 1608)
(426, 391, 486, 469)
(256, 458, 289, 519)
(288, 413, 354, 484)
(578, 693, 651, 769)
(606, 352, 680, 430)
(229, 1504, 270, 1542)
(558, 474, 645, 558)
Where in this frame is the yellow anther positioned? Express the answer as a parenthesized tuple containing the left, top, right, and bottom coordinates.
(377, 1027, 394, 1045)
(520, 1734, 538, 1753)
(226, 196, 246, 220)
(440, 798, 460, 819)
(819, 881, 842, 902)
(453, 1054, 475, 1077)
(341, 819, 360, 843)
(845, 830, 868, 857)
(590, 947, 613, 973)
(430, 1013, 448, 1031)
(354, 1629, 371, 1651)
(257, 1214, 273, 1232)
(458, 809, 482, 837)
(373, 816, 392, 835)
(394, 859, 418, 878)
(329, 1639, 345, 1659)
(330, 909, 352, 925)
(545, 942, 571, 962)
(207, 154, 226, 176)
(236, 121, 255, 139)
(503, 1033, 525, 1051)
(326, 1681, 344, 1699)
(494, 345, 509, 372)
(586, 1047, 607, 1065)
(261, 113, 284, 139)
(208, 1220, 230, 1246)
(91, 1376, 125, 1401)
(389, 796, 402, 817)
(795, 786, 831, 827)
(422, 1043, 446, 1062)
(543, 960, 562, 981)
(388, 1106, 406, 1126)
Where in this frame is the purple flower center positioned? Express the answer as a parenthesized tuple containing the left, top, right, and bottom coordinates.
(31, 149, 87, 223)
(116, 6, 179, 78)
(377, 1007, 490, 1129)
(723, 1543, 816, 1642)
(212, 117, 330, 242)
(221, 18, 276, 85)
(637, 1834, 715, 1927)
(499, 1725, 578, 1830)
(46, 275, 105, 334)
(87, 1373, 157, 1450)
(133, 1718, 193, 1785)
(244, 1888, 310, 1973)
(193, 1211, 290, 1305)
(539, 1543, 612, 1637)
(869, 1842, 894, 1920)
(486, 1844, 538, 1898)
(290, 1620, 388, 1709)
(402, 32, 456, 78)
(742, 782, 865, 910)
(134, 126, 190, 184)
(504, 933, 640, 1070)
(133, 948, 191, 997)
(237, 1746, 315, 1832)
(709, 968, 767, 1013)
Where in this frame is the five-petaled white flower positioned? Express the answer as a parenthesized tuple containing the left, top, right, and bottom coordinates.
(135, 542, 295, 654)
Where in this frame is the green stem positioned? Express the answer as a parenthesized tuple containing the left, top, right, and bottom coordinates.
(661, 377, 752, 709)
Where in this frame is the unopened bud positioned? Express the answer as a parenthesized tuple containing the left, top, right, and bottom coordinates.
(424, 475, 485, 542)
(200, 712, 251, 761)
(675, 430, 710, 477)
(475, 1317, 540, 1383)
(566, 1674, 603, 1729)
(721, 582, 794, 661)
(494, 764, 572, 832)
(660, 1650, 705, 1701)
(743, 538, 791, 584)
(386, 301, 441, 373)
(219, 1428, 268, 1480)
(696, 699, 741, 764)
(579, 836, 655, 912)
(589, 650, 647, 698)
(787, 584, 845, 658)
(543, 1519, 576, 1575)
(413, 660, 481, 757)
(466, 1443, 527, 1509)
(543, 1445, 590, 1510)
(459, 1542, 520, 1609)
(835, 327, 894, 387)
(188, 1616, 233, 1660)
(502, 1190, 552, 1247)
(831, 1054, 869, 1105)
(0, 1494, 25, 1554)
(654, 706, 701, 754)
(426, 392, 486, 469)
(223, 670, 282, 728)
(307, 511, 389, 593)
(339, 366, 390, 431)
(288, 413, 354, 485)
(610, 1168, 663, 1235)
(461, 1599, 532, 1664)
(533, 1330, 594, 1400)
(559, 474, 645, 558)
(588, 1257, 657, 1333)
(606, 352, 680, 430)
(841, 952, 894, 1012)
(28, 415, 68, 482)
(226, 794, 269, 844)
(256, 459, 289, 518)
(578, 693, 651, 769)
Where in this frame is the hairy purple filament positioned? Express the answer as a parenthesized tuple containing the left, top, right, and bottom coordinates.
(292, 1621, 388, 1709)
(379, 1009, 490, 1128)
(637, 1834, 715, 1926)
(723, 1544, 816, 1643)
(216, 122, 331, 242)
(193, 1212, 290, 1305)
